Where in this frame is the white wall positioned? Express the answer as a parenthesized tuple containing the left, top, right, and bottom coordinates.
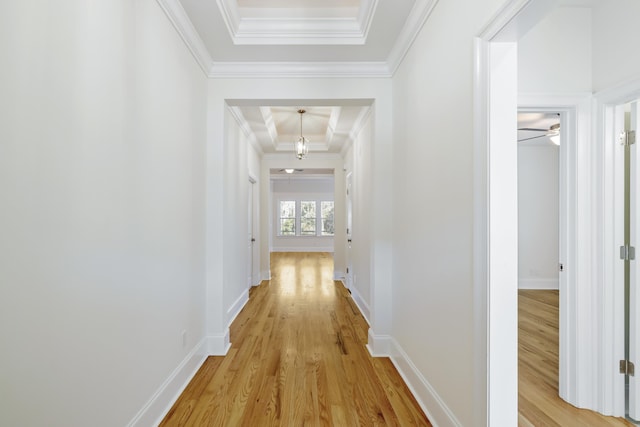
(518, 6, 592, 93)
(271, 177, 334, 252)
(518, 143, 560, 289)
(0, 1, 207, 426)
(592, 0, 640, 92)
(391, 0, 504, 425)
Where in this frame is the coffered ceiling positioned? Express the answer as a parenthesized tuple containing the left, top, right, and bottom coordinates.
(158, 0, 436, 77)
(154, 0, 429, 156)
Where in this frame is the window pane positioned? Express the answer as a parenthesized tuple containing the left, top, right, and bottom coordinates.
(280, 201, 295, 218)
(301, 217, 316, 235)
(301, 201, 316, 219)
(281, 218, 295, 235)
(321, 201, 334, 236)
(280, 201, 295, 235)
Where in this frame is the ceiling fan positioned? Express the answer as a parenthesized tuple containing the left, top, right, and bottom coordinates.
(517, 123, 560, 144)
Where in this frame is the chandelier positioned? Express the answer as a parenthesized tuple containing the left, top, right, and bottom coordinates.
(295, 109, 309, 160)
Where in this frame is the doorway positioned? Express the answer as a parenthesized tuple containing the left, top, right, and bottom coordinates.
(248, 176, 257, 288)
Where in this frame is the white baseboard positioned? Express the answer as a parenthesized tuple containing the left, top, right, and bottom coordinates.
(518, 277, 559, 290)
(207, 331, 230, 355)
(271, 247, 334, 252)
(227, 289, 249, 326)
(350, 286, 371, 325)
(261, 270, 271, 282)
(366, 329, 392, 357)
(334, 270, 345, 281)
(389, 338, 462, 427)
(127, 338, 208, 427)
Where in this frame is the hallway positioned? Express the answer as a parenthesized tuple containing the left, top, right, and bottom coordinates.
(160, 252, 429, 426)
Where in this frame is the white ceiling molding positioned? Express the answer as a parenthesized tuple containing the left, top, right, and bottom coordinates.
(208, 61, 391, 78)
(216, 0, 377, 45)
(260, 107, 280, 151)
(228, 106, 264, 156)
(155, 0, 214, 75)
(341, 105, 373, 157)
(157, 0, 437, 79)
(386, 0, 439, 75)
(325, 107, 341, 146)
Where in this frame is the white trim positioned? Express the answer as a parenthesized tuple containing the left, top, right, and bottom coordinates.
(228, 107, 264, 156)
(270, 247, 334, 253)
(209, 61, 391, 79)
(227, 289, 249, 326)
(389, 338, 462, 427)
(594, 78, 640, 416)
(518, 278, 559, 290)
(366, 329, 392, 357)
(349, 285, 371, 325)
(127, 338, 208, 427)
(386, 0, 439, 75)
(333, 270, 345, 282)
(216, 0, 377, 46)
(207, 331, 231, 355)
(474, 2, 562, 425)
(155, 0, 214, 76)
(261, 270, 271, 282)
(518, 93, 593, 409)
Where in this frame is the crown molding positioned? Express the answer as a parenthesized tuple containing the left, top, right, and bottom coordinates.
(155, 0, 214, 76)
(217, 0, 377, 45)
(341, 105, 373, 157)
(158, 0, 435, 79)
(228, 106, 264, 156)
(386, 0, 439, 75)
(208, 61, 391, 78)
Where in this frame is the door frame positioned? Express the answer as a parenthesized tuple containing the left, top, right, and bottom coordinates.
(595, 80, 640, 416)
(474, 0, 595, 423)
(518, 94, 591, 405)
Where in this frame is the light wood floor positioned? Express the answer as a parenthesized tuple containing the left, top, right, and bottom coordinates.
(519, 289, 633, 426)
(160, 252, 430, 426)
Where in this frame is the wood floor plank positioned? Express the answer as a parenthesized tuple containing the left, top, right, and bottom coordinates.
(161, 252, 432, 426)
(518, 290, 633, 426)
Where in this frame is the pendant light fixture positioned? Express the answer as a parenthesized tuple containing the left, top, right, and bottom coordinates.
(295, 109, 309, 160)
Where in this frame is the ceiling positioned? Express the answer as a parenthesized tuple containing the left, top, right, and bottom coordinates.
(158, 0, 430, 157)
(160, 1, 566, 157)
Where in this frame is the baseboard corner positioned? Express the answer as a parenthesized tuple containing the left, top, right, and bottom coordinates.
(127, 338, 207, 427)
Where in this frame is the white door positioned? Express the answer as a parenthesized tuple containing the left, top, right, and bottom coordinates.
(346, 172, 353, 289)
(248, 178, 255, 288)
(629, 100, 640, 420)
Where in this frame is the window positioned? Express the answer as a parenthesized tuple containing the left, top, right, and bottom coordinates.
(321, 201, 334, 236)
(277, 199, 334, 237)
(300, 201, 316, 235)
(279, 201, 296, 236)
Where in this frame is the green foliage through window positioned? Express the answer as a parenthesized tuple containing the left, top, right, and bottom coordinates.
(278, 200, 334, 236)
(279, 201, 296, 235)
(321, 201, 334, 236)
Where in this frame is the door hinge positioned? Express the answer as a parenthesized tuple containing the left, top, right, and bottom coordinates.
(620, 130, 636, 146)
(621, 360, 635, 376)
(620, 245, 636, 261)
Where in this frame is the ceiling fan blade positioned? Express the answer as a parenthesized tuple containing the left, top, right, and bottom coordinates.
(518, 127, 549, 132)
(518, 134, 549, 142)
